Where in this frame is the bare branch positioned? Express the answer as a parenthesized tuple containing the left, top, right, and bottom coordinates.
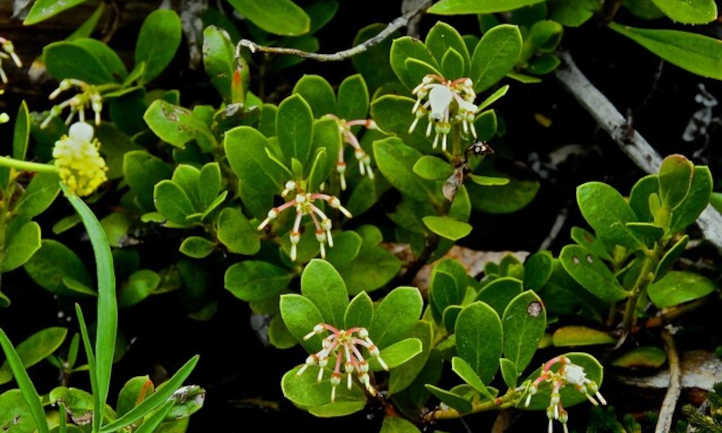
(555, 51, 722, 252)
(236, 0, 434, 62)
(657, 329, 681, 433)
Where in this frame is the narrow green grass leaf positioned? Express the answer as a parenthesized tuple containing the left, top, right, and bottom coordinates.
(99, 355, 199, 433)
(0, 329, 49, 433)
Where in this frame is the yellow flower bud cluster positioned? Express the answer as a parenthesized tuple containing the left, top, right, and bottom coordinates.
(52, 122, 108, 196)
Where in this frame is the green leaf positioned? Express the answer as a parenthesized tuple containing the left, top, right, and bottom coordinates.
(658, 155, 693, 209)
(143, 100, 214, 149)
(373, 137, 437, 202)
(455, 301, 502, 383)
(216, 207, 261, 255)
(468, 175, 538, 214)
(651, 0, 717, 24)
(502, 291, 546, 373)
(72, 38, 127, 81)
(227, 0, 311, 36)
(549, 0, 600, 27)
(523, 251, 553, 291)
(388, 321, 433, 394)
(390, 36, 439, 89)
(669, 166, 712, 233)
(224, 126, 286, 217)
(559, 245, 630, 303)
(280, 294, 325, 353)
(0, 327, 67, 385)
(425, 22, 470, 75)
(470, 24, 522, 92)
(625, 0, 666, 18)
(293, 75, 336, 117)
(123, 151, 172, 212)
(369, 287, 423, 348)
(625, 222, 664, 246)
(43, 40, 118, 84)
(203, 26, 242, 102)
(576, 181, 641, 249)
(612, 346, 667, 368)
(277, 94, 314, 167)
(429, 0, 546, 14)
(422, 216, 472, 241)
(523, 352, 603, 410)
(656, 235, 688, 278)
(179, 237, 215, 259)
(281, 364, 365, 410)
(24, 240, 92, 296)
(369, 338, 422, 371)
(337, 74, 369, 121)
(154, 180, 195, 225)
(2, 221, 41, 272)
(430, 271, 463, 323)
(476, 277, 523, 315)
(610, 23, 722, 80)
(648, 271, 716, 308)
(552, 326, 615, 346)
(570, 226, 612, 261)
(14, 172, 61, 218)
(24, 0, 89, 24)
(451, 356, 493, 396)
(629, 174, 660, 222)
(413, 156, 454, 180)
(499, 358, 519, 388)
(64, 190, 117, 433)
(118, 270, 161, 308)
(307, 0, 339, 33)
(301, 259, 349, 328)
(225, 261, 293, 302)
(269, 314, 297, 349)
(13, 101, 30, 160)
(344, 292, 374, 330)
(424, 385, 472, 413)
(326, 231, 363, 268)
(379, 416, 422, 433)
(0, 389, 37, 433)
(0, 330, 49, 433)
(134, 400, 175, 433)
(98, 355, 199, 433)
(135, 9, 183, 83)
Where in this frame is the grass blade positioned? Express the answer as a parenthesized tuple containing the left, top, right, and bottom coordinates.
(0, 329, 49, 433)
(133, 400, 175, 433)
(75, 304, 99, 430)
(64, 190, 117, 433)
(99, 355, 199, 433)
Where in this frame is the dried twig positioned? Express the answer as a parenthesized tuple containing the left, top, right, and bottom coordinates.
(555, 51, 722, 252)
(236, 0, 434, 61)
(539, 207, 568, 251)
(656, 329, 681, 433)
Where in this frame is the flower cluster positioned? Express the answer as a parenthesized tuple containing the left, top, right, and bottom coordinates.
(257, 182, 352, 261)
(42, 79, 105, 128)
(297, 324, 388, 402)
(0, 37, 22, 83)
(521, 356, 606, 433)
(53, 122, 108, 196)
(326, 115, 377, 190)
(408, 74, 478, 152)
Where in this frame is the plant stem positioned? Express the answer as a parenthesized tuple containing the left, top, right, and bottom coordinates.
(0, 156, 58, 174)
(620, 254, 654, 337)
(656, 330, 681, 433)
(424, 390, 521, 421)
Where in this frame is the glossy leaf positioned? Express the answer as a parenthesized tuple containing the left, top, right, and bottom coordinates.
(225, 261, 293, 302)
(651, 0, 717, 24)
(502, 291, 546, 372)
(552, 326, 615, 346)
(429, 0, 546, 14)
(470, 25, 523, 92)
(455, 301, 502, 383)
(577, 182, 641, 249)
(368, 338, 422, 371)
(301, 259, 349, 328)
(647, 271, 716, 308)
(0, 327, 67, 385)
(369, 287, 423, 348)
(227, 0, 311, 36)
(559, 245, 629, 303)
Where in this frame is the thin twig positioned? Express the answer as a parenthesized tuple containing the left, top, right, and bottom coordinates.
(236, 0, 434, 61)
(539, 207, 568, 251)
(555, 51, 722, 253)
(656, 328, 681, 433)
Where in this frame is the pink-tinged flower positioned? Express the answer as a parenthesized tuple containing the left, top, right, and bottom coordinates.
(42, 79, 105, 128)
(520, 356, 606, 433)
(256, 181, 352, 261)
(0, 37, 21, 84)
(409, 74, 478, 152)
(325, 115, 378, 190)
(297, 323, 388, 402)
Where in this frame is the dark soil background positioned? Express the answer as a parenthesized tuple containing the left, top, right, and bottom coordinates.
(1, 1, 722, 432)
